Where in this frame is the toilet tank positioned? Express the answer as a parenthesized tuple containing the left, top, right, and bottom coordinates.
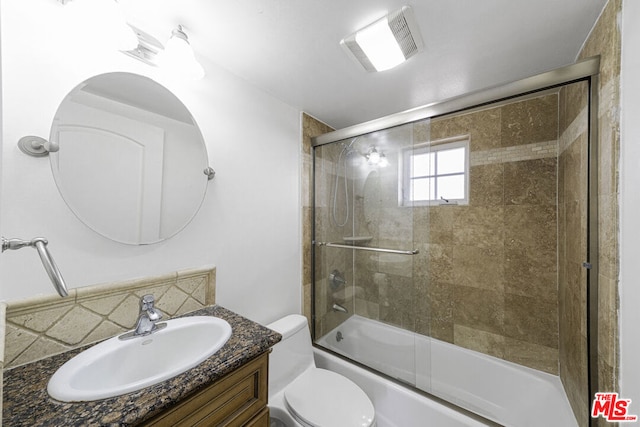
(267, 314, 315, 396)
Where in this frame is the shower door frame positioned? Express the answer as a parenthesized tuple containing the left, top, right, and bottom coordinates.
(311, 55, 601, 426)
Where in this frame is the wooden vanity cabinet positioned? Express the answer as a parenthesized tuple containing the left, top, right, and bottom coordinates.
(141, 352, 269, 427)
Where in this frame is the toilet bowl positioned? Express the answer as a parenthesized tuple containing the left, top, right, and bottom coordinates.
(267, 314, 376, 427)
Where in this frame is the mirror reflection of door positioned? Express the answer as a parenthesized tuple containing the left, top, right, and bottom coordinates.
(54, 98, 165, 244)
(49, 72, 209, 245)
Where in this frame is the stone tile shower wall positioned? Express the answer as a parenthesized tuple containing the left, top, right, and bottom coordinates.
(302, 113, 334, 330)
(312, 139, 357, 337)
(353, 95, 562, 374)
(3, 267, 216, 369)
(577, 1, 622, 426)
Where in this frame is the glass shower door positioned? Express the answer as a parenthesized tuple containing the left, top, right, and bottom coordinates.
(312, 121, 429, 388)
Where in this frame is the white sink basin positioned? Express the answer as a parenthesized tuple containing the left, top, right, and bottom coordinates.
(47, 316, 232, 402)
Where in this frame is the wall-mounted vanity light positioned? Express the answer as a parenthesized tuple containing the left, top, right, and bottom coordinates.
(123, 25, 205, 80)
(155, 25, 206, 80)
(58, 0, 205, 80)
(341, 6, 424, 72)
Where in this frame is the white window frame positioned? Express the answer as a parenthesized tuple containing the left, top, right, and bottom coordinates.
(400, 137, 470, 206)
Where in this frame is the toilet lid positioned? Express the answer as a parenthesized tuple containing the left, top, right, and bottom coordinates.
(284, 368, 375, 427)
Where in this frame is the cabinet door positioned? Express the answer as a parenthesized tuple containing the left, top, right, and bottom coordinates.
(141, 352, 268, 427)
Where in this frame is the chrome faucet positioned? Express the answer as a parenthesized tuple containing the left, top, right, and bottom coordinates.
(119, 295, 166, 340)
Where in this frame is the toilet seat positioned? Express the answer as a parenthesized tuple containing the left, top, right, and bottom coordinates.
(284, 368, 375, 427)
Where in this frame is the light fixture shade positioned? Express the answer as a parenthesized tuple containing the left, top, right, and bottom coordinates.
(341, 6, 424, 72)
(156, 26, 205, 80)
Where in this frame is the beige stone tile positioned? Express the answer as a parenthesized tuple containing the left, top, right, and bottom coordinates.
(303, 282, 312, 322)
(80, 321, 125, 346)
(80, 293, 128, 316)
(504, 204, 557, 301)
(175, 272, 209, 303)
(132, 283, 173, 301)
(156, 286, 190, 316)
(425, 280, 454, 342)
(355, 298, 379, 319)
(453, 324, 505, 359)
(598, 275, 618, 368)
(453, 206, 505, 249)
(8, 304, 74, 333)
(564, 199, 588, 265)
(504, 157, 557, 206)
(599, 193, 619, 280)
(4, 324, 39, 366)
(578, 0, 621, 86)
(559, 81, 589, 134)
(432, 107, 501, 152)
(453, 285, 504, 335)
(503, 293, 558, 349)
(503, 337, 558, 374)
(452, 245, 504, 292)
(561, 358, 589, 427)
(175, 273, 206, 295)
(46, 306, 103, 345)
(561, 133, 588, 202)
(10, 336, 72, 368)
(176, 297, 207, 316)
(504, 204, 557, 249)
(501, 94, 558, 146)
(206, 268, 216, 305)
(558, 260, 588, 339)
(429, 206, 456, 240)
(5, 291, 77, 312)
(469, 163, 504, 206)
(419, 244, 453, 284)
(108, 294, 144, 329)
(599, 123, 618, 197)
(598, 357, 617, 395)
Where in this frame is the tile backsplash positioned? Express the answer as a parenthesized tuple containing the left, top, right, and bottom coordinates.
(3, 266, 215, 369)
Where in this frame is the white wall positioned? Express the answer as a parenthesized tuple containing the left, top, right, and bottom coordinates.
(620, 0, 640, 410)
(0, 0, 302, 325)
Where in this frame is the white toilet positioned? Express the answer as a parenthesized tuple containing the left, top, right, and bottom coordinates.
(267, 314, 376, 427)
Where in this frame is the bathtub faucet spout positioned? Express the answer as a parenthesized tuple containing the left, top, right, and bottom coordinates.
(332, 303, 348, 314)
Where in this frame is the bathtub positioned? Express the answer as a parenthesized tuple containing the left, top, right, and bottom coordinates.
(315, 315, 577, 427)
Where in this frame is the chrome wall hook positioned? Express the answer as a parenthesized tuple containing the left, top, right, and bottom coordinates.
(17, 136, 59, 157)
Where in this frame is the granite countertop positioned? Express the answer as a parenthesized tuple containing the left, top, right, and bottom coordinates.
(3, 305, 281, 426)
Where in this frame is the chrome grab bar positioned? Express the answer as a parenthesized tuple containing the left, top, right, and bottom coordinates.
(315, 241, 419, 255)
(2, 237, 69, 297)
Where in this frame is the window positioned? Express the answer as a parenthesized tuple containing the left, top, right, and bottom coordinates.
(401, 138, 469, 206)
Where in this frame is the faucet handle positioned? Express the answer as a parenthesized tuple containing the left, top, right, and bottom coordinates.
(140, 294, 163, 321)
(140, 294, 155, 311)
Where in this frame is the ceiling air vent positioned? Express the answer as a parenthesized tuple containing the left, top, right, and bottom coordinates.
(341, 6, 424, 72)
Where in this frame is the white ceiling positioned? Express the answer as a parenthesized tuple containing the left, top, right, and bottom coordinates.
(120, 0, 608, 130)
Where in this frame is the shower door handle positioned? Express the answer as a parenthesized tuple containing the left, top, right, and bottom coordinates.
(315, 241, 419, 255)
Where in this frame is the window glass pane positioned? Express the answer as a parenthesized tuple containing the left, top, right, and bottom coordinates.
(437, 147, 466, 174)
(411, 152, 434, 178)
(411, 177, 434, 201)
(437, 174, 465, 200)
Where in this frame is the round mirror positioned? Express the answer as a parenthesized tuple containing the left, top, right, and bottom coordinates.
(49, 72, 209, 245)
